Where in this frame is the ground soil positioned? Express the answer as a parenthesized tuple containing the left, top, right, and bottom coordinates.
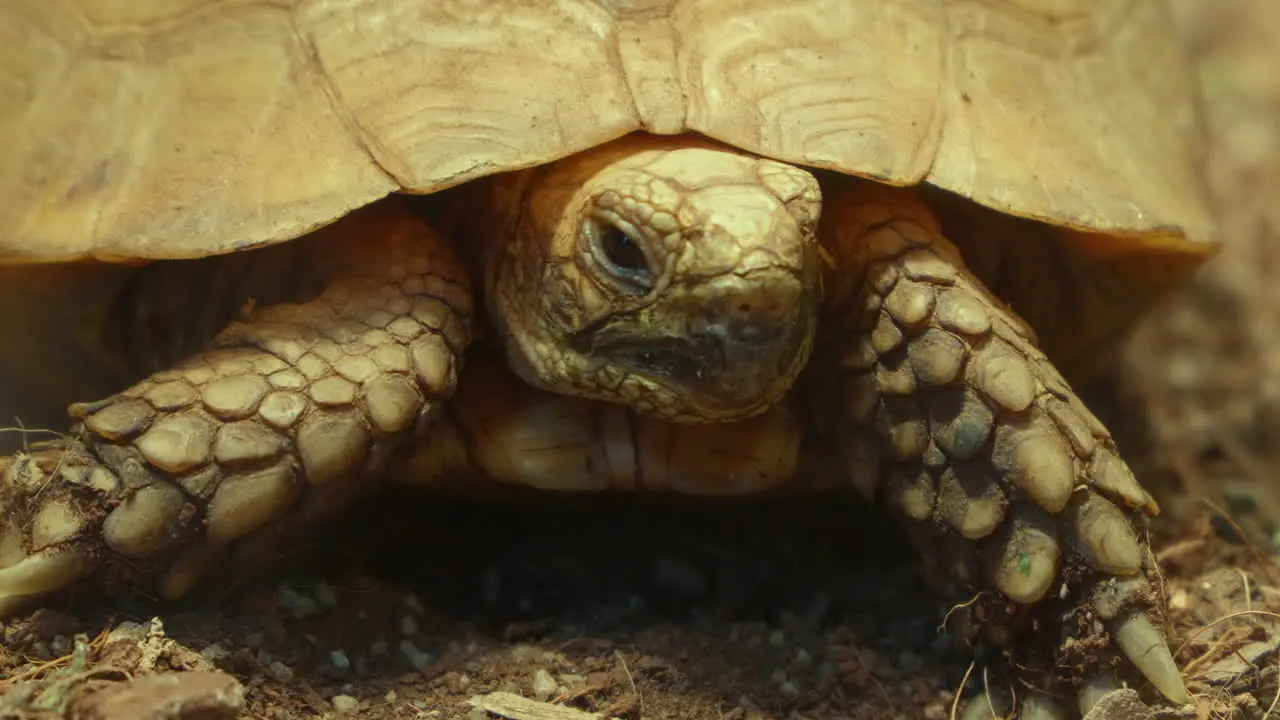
(2, 3, 1278, 719)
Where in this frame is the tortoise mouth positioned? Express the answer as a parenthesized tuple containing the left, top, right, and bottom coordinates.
(572, 319, 813, 419)
(590, 334, 724, 384)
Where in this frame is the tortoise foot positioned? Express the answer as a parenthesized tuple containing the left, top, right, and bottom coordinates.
(0, 203, 472, 613)
(817, 195, 1186, 706)
(0, 443, 106, 615)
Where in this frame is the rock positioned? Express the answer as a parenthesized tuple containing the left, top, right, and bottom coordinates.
(1082, 689, 1155, 720)
(267, 660, 294, 682)
(68, 670, 244, 720)
(332, 694, 360, 714)
(532, 668, 558, 700)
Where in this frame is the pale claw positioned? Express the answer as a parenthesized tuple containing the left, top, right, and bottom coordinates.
(1112, 612, 1189, 704)
(0, 546, 91, 598)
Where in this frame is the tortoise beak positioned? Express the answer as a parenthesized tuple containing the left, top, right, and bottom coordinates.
(584, 269, 819, 420)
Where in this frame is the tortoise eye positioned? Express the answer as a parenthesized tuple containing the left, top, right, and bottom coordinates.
(590, 221, 652, 291)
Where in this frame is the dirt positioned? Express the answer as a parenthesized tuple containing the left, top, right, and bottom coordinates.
(2, 3, 1279, 719)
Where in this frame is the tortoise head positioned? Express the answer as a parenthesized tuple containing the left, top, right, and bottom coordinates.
(484, 136, 824, 423)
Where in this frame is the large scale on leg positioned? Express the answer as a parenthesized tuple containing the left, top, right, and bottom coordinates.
(0, 0, 1219, 716)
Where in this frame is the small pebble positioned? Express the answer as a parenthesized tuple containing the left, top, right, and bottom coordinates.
(384, 690, 397, 703)
(404, 593, 424, 614)
(332, 694, 360, 714)
(794, 648, 812, 666)
(277, 584, 322, 618)
(399, 639, 432, 669)
(329, 650, 351, 673)
(244, 632, 265, 649)
(199, 644, 228, 663)
(268, 660, 294, 682)
(509, 645, 542, 663)
(768, 629, 785, 647)
(924, 701, 949, 719)
(532, 668, 558, 700)
(105, 621, 150, 644)
(369, 639, 388, 657)
(50, 635, 73, 655)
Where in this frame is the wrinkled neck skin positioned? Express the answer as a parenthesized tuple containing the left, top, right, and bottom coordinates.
(476, 134, 824, 424)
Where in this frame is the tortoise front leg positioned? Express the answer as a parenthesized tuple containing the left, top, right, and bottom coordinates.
(0, 200, 473, 614)
(811, 184, 1186, 710)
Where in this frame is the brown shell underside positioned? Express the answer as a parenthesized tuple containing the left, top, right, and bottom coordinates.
(1, 0, 1214, 262)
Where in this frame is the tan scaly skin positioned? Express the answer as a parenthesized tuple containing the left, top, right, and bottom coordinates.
(0, 135, 1183, 714)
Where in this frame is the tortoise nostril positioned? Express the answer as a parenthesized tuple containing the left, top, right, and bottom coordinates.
(737, 303, 752, 313)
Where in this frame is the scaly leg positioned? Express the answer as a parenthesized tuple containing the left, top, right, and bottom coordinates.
(0, 200, 473, 614)
(811, 183, 1186, 710)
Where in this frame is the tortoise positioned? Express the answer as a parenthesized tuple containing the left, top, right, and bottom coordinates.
(0, 0, 1218, 714)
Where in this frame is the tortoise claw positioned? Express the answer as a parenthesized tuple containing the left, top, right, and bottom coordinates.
(1112, 612, 1188, 704)
(0, 445, 114, 610)
(1090, 578, 1188, 704)
(0, 546, 93, 601)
